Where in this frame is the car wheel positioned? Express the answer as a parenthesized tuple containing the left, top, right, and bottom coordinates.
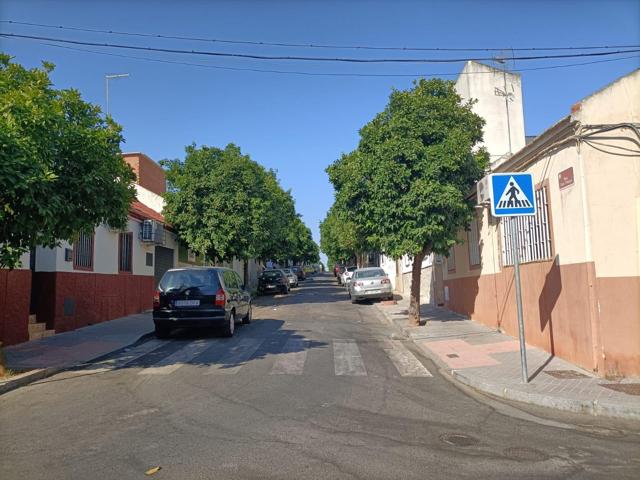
(351, 297, 358, 304)
(242, 304, 252, 325)
(222, 311, 235, 337)
(155, 324, 171, 339)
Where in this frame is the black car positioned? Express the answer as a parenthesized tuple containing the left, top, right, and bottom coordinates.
(291, 265, 306, 281)
(258, 269, 289, 295)
(153, 267, 251, 339)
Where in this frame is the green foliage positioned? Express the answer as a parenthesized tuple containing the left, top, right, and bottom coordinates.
(326, 78, 489, 260)
(0, 54, 136, 268)
(319, 206, 361, 266)
(162, 144, 319, 266)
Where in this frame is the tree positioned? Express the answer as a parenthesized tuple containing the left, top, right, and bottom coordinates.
(0, 54, 136, 268)
(319, 206, 362, 267)
(327, 79, 488, 325)
(162, 144, 273, 285)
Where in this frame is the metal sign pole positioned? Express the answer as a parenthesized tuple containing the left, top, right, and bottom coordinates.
(510, 217, 529, 383)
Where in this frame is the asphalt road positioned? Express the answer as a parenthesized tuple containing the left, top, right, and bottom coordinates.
(1, 273, 639, 479)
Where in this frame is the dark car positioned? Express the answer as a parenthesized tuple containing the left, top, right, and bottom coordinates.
(258, 269, 289, 295)
(153, 267, 251, 339)
(292, 265, 306, 280)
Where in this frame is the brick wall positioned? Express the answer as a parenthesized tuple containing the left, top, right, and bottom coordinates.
(0, 269, 31, 346)
(32, 272, 154, 333)
(123, 153, 166, 196)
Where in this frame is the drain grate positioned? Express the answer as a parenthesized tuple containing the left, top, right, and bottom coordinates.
(503, 447, 549, 462)
(600, 383, 640, 396)
(439, 433, 479, 447)
(544, 369, 589, 379)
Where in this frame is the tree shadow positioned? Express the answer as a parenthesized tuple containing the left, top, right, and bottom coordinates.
(30, 319, 328, 384)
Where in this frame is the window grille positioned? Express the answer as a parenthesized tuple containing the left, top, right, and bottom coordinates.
(468, 218, 481, 267)
(501, 185, 553, 266)
(447, 246, 456, 272)
(119, 232, 133, 273)
(73, 232, 94, 270)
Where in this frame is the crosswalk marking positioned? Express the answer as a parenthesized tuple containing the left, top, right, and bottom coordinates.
(381, 340, 432, 377)
(138, 339, 214, 375)
(333, 339, 367, 376)
(83, 339, 166, 372)
(205, 337, 265, 375)
(270, 338, 309, 375)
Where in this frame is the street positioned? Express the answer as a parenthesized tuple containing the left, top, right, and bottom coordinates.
(1, 273, 639, 479)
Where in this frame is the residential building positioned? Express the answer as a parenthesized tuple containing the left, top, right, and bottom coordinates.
(444, 69, 640, 377)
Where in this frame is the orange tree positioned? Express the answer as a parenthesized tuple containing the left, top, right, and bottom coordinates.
(326, 79, 488, 325)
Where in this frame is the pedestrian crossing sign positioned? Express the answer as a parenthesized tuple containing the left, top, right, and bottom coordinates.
(490, 173, 536, 217)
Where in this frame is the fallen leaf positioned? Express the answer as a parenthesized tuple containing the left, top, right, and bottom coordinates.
(145, 466, 161, 475)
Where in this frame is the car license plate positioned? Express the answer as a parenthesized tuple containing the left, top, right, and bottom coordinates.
(175, 300, 200, 307)
(267, 284, 275, 288)
(369, 290, 381, 294)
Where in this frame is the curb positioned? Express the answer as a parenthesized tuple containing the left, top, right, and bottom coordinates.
(0, 330, 155, 396)
(374, 302, 640, 421)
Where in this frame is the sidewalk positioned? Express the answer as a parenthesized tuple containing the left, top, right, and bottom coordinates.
(1, 312, 154, 394)
(376, 297, 640, 420)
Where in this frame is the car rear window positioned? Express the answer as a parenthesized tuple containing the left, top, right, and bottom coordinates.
(261, 271, 282, 279)
(159, 269, 220, 294)
(355, 269, 386, 279)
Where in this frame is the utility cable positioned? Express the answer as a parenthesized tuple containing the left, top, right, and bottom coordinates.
(2, 20, 639, 52)
(29, 40, 640, 78)
(2, 32, 640, 63)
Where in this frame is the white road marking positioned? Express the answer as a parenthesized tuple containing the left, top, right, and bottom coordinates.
(270, 339, 309, 375)
(138, 339, 214, 375)
(333, 339, 367, 376)
(205, 337, 265, 375)
(81, 339, 166, 373)
(382, 340, 432, 377)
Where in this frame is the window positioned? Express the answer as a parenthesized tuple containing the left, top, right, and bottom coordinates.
(468, 218, 481, 267)
(73, 232, 94, 270)
(146, 252, 153, 267)
(501, 185, 553, 266)
(447, 246, 456, 272)
(118, 232, 133, 273)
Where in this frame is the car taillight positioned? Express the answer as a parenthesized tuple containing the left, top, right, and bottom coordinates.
(215, 288, 226, 307)
(381, 278, 391, 284)
(153, 290, 160, 308)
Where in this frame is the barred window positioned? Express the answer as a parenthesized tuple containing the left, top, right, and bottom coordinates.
(447, 246, 456, 272)
(501, 185, 553, 266)
(73, 232, 94, 270)
(467, 218, 481, 267)
(119, 232, 133, 273)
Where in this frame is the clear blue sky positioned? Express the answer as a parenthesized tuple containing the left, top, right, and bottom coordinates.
(2, 0, 639, 264)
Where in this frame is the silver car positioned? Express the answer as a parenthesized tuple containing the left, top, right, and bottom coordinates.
(348, 267, 393, 303)
(341, 266, 358, 288)
(281, 268, 299, 288)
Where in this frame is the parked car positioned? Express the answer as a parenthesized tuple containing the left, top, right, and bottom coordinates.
(340, 266, 358, 287)
(348, 267, 393, 304)
(153, 267, 251, 339)
(292, 265, 306, 281)
(281, 268, 299, 288)
(258, 269, 290, 295)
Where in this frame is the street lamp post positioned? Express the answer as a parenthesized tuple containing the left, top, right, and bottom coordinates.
(105, 73, 130, 116)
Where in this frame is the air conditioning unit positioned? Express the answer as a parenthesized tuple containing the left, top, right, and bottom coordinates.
(140, 220, 165, 245)
(476, 175, 492, 206)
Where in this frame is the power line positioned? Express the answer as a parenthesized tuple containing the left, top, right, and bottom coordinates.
(2, 20, 639, 52)
(27, 39, 640, 78)
(2, 32, 640, 64)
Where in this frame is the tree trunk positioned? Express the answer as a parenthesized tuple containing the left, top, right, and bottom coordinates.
(243, 258, 249, 288)
(408, 248, 429, 326)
